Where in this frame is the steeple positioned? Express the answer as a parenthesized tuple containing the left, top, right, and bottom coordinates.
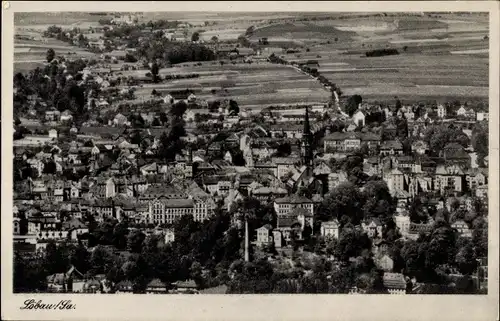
(302, 106, 313, 167)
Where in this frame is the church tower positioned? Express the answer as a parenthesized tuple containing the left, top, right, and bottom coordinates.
(301, 106, 313, 167)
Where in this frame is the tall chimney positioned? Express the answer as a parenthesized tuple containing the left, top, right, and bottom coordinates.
(244, 218, 249, 262)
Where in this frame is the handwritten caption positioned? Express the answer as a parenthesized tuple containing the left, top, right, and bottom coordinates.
(20, 299, 76, 310)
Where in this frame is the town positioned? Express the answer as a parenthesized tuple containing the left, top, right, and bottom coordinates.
(13, 12, 489, 295)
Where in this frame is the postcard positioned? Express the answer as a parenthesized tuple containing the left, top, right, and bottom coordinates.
(1, 1, 499, 321)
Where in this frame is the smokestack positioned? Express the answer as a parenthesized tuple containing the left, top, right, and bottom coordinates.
(244, 218, 249, 262)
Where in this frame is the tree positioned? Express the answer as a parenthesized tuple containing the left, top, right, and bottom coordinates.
(361, 180, 395, 219)
(318, 182, 365, 225)
(455, 239, 478, 275)
(43, 160, 57, 174)
(151, 61, 159, 83)
(46, 48, 55, 63)
(335, 227, 372, 262)
(127, 230, 146, 253)
(211, 36, 219, 43)
(112, 220, 130, 250)
(345, 95, 362, 117)
(191, 32, 200, 42)
(471, 123, 488, 165)
(228, 100, 239, 115)
(70, 243, 91, 275)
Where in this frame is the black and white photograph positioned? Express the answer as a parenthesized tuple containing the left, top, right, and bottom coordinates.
(2, 1, 499, 321)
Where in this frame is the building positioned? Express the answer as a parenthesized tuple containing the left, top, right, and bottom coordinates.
(352, 110, 365, 127)
(437, 104, 447, 118)
(411, 140, 429, 155)
(323, 132, 381, 153)
(148, 197, 194, 224)
(380, 140, 403, 156)
(274, 195, 314, 217)
(146, 279, 168, 294)
(451, 220, 472, 238)
(383, 272, 407, 294)
(394, 212, 411, 236)
(361, 218, 383, 238)
(377, 254, 394, 272)
(434, 164, 465, 193)
(320, 220, 340, 239)
(256, 224, 273, 247)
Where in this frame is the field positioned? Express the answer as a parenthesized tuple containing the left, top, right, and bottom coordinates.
(120, 63, 330, 110)
(254, 13, 489, 102)
(13, 12, 489, 104)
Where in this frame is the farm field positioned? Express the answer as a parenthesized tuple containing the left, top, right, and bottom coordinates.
(12, 12, 489, 105)
(258, 13, 489, 101)
(122, 63, 330, 110)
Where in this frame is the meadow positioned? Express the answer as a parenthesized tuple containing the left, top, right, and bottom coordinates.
(13, 12, 489, 105)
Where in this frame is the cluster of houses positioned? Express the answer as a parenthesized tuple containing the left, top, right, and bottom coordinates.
(13, 24, 488, 294)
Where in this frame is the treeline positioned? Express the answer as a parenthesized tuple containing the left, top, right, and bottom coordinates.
(14, 211, 243, 293)
(365, 49, 400, 57)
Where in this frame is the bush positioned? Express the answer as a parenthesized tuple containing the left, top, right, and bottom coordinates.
(365, 48, 399, 57)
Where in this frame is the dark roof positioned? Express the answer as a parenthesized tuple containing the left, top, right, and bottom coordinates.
(290, 207, 313, 217)
(380, 140, 403, 150)
(278, 216, 301, 228)
(324, 132, 381, 141)
(275, 195, 312, 204)
(79, 127, 124, 137)
(147, 278, 167, 288)
(383, 273, 406, 290)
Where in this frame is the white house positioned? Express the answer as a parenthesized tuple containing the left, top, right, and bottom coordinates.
(352, 110, 365, 127)
(437, 104, 447, 118)
(320, 220, 340, 239)
(456, 106, 467, 116)
(48, 129, 58, 139)
(476, 112, 489, 122)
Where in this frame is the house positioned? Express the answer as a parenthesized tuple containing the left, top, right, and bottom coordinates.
(476, 112, 489, 122)
(146, 279, 168, 294)
(272, 230, 283, 248)
(164, 228, 175, 244)
(328, 170, 349, 192)
(361, 218, 383, 238)
(352, 110, 365, 127)
(377, 254, 394, 272)
(256, 224, 273, 247)
(380, 140, 403, 156)
(394, 212, 411, 236)
(47, 266, 84, 293)
(476, 184, 488, 199)
(465, 108, 476, 119)
(411, 140, 428, 155)
(434, 164, 465, 193)
(45, 109, 61, 121)
(274, 195, 314, 217)
(383, 272, 407, 294)
(456, 106, 467, 117)
(320, 220, 339, 239)
(443, 143, 470, 167)
(384, 168, 406, 196)
(60, 110, 73, 122)
(171, 280, 198, 294)
(147, 197, 194, 225)
(323, 132, 380, 153)
(113, 113, 128, 127)
(437, 104, 447, 118)
(466, 168, 488, 190)
(116, 280, 134, 293)
(48, 129, 58, 139)
(451, 220, 472, 238)
(268, 123, 304, 139)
